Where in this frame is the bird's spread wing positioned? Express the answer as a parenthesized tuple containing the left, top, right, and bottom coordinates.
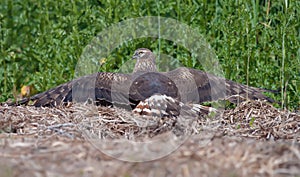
(164, 67, 214, 103)
(13, 72, 133, 107)
(164, 67, 274, 104)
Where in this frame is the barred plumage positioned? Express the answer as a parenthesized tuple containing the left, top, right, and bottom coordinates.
(7, 48, 275, 117)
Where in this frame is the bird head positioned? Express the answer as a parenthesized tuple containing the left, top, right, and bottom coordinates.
(132, 48, 154, 60)
(132, 48, 157, 73)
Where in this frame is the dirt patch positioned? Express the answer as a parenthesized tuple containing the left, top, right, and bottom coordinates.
(0, 100, 299, 177)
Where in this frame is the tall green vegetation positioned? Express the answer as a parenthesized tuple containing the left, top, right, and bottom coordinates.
(0, 0, 299, 110)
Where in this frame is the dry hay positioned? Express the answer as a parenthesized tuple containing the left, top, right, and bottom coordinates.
(0, 100, 299, 177)
(220, 100, 299, 141)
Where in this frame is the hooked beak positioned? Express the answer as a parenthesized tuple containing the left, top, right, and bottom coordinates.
(132, 52, 138, 59)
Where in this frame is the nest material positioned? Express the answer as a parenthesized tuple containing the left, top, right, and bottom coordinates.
(0, 100, 299, 176)
(220, 100, 299, 141)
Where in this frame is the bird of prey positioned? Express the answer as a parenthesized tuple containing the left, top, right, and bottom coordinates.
(9, 48, 275, 117)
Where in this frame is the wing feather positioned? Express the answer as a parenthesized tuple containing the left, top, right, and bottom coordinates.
(14, 72, 133, 107)
(164, 67, 274, 103)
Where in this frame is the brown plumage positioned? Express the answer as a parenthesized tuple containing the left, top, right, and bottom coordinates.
(8, 48, 275, 116)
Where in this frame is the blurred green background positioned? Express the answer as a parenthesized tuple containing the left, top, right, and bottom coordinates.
(0, 0, 299, 110)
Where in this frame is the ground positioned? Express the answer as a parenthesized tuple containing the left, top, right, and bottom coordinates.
(0, 100, 299, 177)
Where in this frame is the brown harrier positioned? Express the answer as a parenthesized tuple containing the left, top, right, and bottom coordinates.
(9, 48, 275, 116)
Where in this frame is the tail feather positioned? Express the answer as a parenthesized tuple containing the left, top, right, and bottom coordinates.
(132, 94, 217, 117)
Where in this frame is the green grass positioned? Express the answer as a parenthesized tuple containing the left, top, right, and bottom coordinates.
(0, 0, 299, 110)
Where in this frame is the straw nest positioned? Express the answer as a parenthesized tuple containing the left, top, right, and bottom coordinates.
(0, 100, 299, 176)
